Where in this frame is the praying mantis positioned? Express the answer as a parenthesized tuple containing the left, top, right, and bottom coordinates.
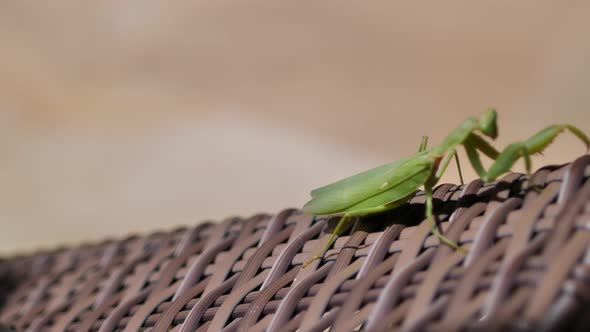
(302, 108, 589, 267)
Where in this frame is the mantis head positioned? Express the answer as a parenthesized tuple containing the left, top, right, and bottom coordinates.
(479, 108, 498, 139)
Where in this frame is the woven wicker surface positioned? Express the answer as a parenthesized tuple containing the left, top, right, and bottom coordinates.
(1, 155, 590, 331)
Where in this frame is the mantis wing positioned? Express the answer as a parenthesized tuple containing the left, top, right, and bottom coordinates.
(342, 164, 432, 216)
(303, 153, 431, 215)
(311, 150, 429, 197)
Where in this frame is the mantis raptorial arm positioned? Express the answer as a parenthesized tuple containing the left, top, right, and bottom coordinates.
(462, 133, 502, 181)
(466, 133, 500, 159)
(464, 143, 487, 180)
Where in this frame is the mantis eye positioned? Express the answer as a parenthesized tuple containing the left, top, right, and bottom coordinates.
(479, 108, 498, 139)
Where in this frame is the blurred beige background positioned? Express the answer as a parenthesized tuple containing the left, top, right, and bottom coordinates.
(1, 1, 590, 254)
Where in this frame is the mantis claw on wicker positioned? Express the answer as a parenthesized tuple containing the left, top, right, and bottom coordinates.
(302, 109, 590, 267)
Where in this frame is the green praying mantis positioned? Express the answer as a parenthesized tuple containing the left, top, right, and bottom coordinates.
(302, 108, 590, 267)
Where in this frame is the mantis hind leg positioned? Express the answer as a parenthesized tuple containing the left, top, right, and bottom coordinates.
(425, 184, 464, 251)
(302, 213, 352, 268)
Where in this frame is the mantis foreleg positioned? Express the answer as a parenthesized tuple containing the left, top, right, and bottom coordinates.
(463, 135, 504, 180)
(462, 133, 502, 180)
(466, 133, 500, 159)
(464, 142, 487, 180)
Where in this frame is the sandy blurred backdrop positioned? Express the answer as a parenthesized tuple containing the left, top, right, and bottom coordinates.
(1, 1, 590, 254)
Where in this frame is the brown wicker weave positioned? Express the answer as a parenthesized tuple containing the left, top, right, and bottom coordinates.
(1, 155, 590, 332)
